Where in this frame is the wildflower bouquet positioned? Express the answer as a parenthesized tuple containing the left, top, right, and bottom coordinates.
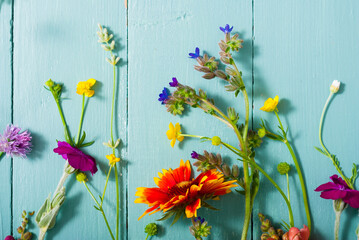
(136, 24, 311, 240)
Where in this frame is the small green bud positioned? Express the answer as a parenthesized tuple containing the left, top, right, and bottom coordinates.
(45, 79, 54, 88)
(17, 226, 24, 233)
(54, 84, 62, 92)
(260, 219, 271, 232)
(222, 164, 231, 177)
(23, 232, 32, 240)
(144, 222, 158, 236)
(227, 107, 239, 124)
(258, 213, 265, 222)
(277, 162, 290, 175)
(22, 210, 27, 218)
(276, 229, 284, 237)
(268, 227, 276, 236)
(232, 165, 239, 178)
(211, 136, 221, 146)
(76, 172, 87, 183)
(258, 128, 266, 138)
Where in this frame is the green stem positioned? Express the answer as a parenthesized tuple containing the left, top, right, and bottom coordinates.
(54, 97, 73, 145)
(114, 164, 119, 240)
(334, 211, 341, 240)
(286, 173, 290, 204)
(84, 182, 115, 240)
(75, 94, 85, 146)
(275, 111, 311, 231)
(319, 93, 353, 189)
(38, 229, 46, 240)
(110, 64, 116, 145)
(145, 234, 149, 240)
(0, 152, 3, 158)
(100, 166, 113, 207)
(247, 159, 294, 227)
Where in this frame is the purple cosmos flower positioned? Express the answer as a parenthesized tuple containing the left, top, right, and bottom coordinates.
(4, 236, 15, 240)
(220, 24, 233, 34)
(169, 77, 178, 87)
(0, 125, 32, 158)
(191, 151, 199, 159)
(194, 216, 205, 224)
(189, 47, 200, 59)
(315, 174, 359, 208)
(53, 141, 97, 175)
(158, 87, 169, 104)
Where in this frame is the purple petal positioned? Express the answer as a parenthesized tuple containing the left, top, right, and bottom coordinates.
(343, 189, 359, 208)
(320, 189, 347, 200)
(330, 174, 349, 188)
(315, 182, 338, 191)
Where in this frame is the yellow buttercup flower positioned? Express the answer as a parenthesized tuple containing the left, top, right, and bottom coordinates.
(76, 78, 96, 97)
(166, 122, 184, 147)
(106, 154, 121, 166)
(260, 95, 279, 112)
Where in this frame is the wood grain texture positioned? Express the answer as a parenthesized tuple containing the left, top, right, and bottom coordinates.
(127, 1, 253, 239)
(254, 0, 359, 239)
(0, 0, 13, 238)
(12, 0, 127, 239)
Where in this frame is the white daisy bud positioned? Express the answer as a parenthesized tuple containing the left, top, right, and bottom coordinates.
(330, 80, 340, 93)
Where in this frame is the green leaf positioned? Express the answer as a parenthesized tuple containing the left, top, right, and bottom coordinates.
(157, 211, 175, 221)
(94, 205, 100, 211)
(235, 189, 245, 195)
(171, 211, 183, 226)
(202, 201, 219, 211)
(235, 90, 239, 97)
(79, 141, 95, 148)
(350, 164, 358, 185)
(64, 128, 71, 144)
(280, 220, 290, 231)
(78, 131, 86, 146)
(314, 146, 327, 156)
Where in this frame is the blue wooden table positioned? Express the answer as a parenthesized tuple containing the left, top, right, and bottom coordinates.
(1, 0, 358, 239)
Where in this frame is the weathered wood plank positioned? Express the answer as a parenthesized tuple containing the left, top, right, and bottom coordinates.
(0, 0, 13, 238)
(127, 1, 253, 239)
(12, 1, 127, 239)
(254, 0, 359, 238)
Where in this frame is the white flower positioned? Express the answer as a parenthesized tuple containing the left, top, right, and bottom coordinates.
(330, 80, 340, 93)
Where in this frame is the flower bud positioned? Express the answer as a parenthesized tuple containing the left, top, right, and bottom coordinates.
(211, 136, 221, 146)
(232, 164, 239, 178)
(45, 79, 54, 88)
(333, 198, 347, 213)
(215, 70, 227, 80)
(202, 72, 216, 80)
(261, 233, 270, 240)
(277, 162, 290, 175)
(260, 219, 271, 232)
(23, 232, 32, 240)
(17, 226, 24, 233)
(330, 80, 340, 93)
(54, 84, 62, 92)
(277, 229, 284, 237)
(144, 223, 158, 236)
(225, 67, 237, 76)
(22, 210, 27, 218)
(76, 172, 87, 183)
(222, 164, 231, 177)
(258, 128, 266, 138)
(282, 232, 289, 240)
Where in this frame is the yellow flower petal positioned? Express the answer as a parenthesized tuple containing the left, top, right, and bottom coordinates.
(87, 78, 96, 86)
(76, 78, 96, 97)
(166, 122, 184, 147)
(260, 95, 279, 112)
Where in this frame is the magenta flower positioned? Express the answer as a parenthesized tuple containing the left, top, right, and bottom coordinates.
(0, 125, 32, 158)
(4, 236, 15, 240)
(315, 174, 359, 208)
(169, 77, 178, 87)
(53, 141, 97, 175)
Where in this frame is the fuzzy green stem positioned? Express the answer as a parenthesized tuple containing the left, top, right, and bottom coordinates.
(247, 159, 294, 227)
(38, 229, 46, 240)
(275, 111, 311, 231)
(75, 94, 85, 146)
(319, 92, 353, 189)
(334, 211, 341, 240)
(54, 163, 70, 196)
(100, 166, 113, 207)
(84, 182, 115, 240)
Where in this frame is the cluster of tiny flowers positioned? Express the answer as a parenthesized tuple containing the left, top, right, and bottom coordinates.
(0, 125, 32, 158)
(97, 24, 120, 65)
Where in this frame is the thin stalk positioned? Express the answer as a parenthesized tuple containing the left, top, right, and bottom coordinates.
(54, 97, 73, 146)
(75, 94, 85, 145)
(334, 211, 341, 240)
(0, 152, 3, 158)
(100, 166, 113, 207)
(246, 158, 294, 227)
(114, 164, 119, 240)
(145, 234, 150, 240)
(319, 93, 352, 188)
(84, 182, 115, 240)
(286, 173, 290, 204)
(275, 111, 311, 231)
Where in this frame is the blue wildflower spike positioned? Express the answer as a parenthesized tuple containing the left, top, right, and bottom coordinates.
(220, 24, 233, 34)
(158, 87, 170, 104)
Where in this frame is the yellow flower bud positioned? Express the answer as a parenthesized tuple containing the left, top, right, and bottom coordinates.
(76, 172, 87, 183)
(45, 79, 54, 87)
(211, 136, 221, 146)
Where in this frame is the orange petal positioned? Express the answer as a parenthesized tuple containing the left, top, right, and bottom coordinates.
(185, 198, 201, 218)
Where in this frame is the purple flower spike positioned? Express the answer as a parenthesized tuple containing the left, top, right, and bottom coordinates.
(169, 77, 178, 87)
(189, 47, 200, 59)
(158, 87, 169, 104)
(220, 24, 233, 34)
(194, 216, 205, 224)
(191, 151, 199, 159)
(315, 174, 359, 208)
(0, 125, 32, 158)
(54, 141, 98, 175)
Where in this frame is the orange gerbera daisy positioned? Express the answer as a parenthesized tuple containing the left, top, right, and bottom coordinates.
(135, 160, 237, 221)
